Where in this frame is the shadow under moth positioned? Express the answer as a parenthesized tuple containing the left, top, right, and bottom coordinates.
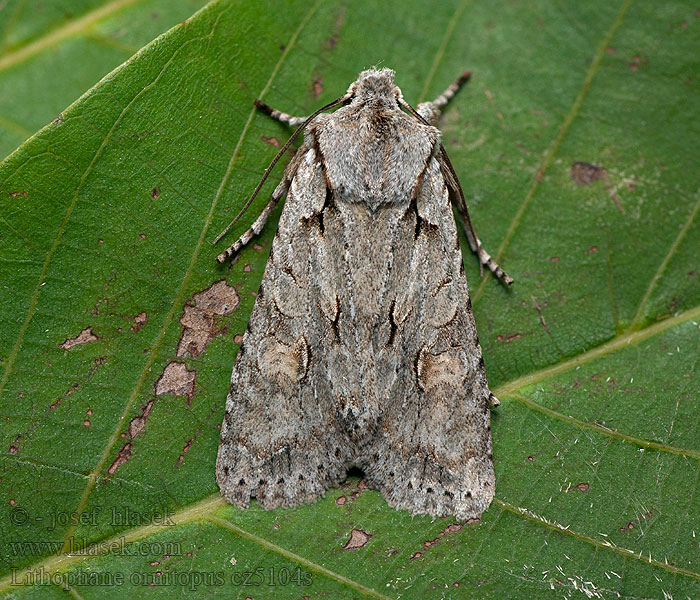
(215, 68, 512, 521)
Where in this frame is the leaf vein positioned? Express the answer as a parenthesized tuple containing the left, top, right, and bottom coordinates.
(472, 0, 635, 305)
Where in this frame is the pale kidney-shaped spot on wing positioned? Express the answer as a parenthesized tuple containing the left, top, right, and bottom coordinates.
(257, 335, 310, 383)
(415, 345, 468, 392)
(424, 276, 458, 328)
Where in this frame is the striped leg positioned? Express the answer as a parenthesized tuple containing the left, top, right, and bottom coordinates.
(217, 143, 308, 263)
(217, 174, 292, 263)
(217, 191, 281, 263)
(254, 99, 308, 127)
(459, 216, 513, 285)
(417, 70, 471, 125)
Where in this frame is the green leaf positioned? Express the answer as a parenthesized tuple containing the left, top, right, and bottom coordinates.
(0, 0, 208, 159)
(1, 0, 699, 598)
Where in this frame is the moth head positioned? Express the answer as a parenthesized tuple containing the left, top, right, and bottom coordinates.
(348, 67, 400, 105)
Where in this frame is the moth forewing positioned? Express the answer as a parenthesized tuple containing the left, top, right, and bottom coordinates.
(215, 67, 510, 520)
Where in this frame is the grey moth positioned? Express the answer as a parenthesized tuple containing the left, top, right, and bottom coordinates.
(215, 67, 511, 521)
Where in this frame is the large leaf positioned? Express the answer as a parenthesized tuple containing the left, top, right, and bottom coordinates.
(1, 0, 699, 597)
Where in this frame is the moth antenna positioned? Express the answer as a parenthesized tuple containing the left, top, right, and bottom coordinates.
(399, 97, 514, 285)
(213, 93, 351, 246)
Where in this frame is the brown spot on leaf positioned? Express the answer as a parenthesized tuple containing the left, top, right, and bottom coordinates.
(336, 495, 347, 506)
(260, 136, 280, 147)
(177, 280, 239, 358)
(419, 521, 469, 554)
(531, 295, 549, 332)
(550, 256, 559, 262)
(176, 438, 193, 466)
(575, 482, 590, 493)
(128, 399, 154, 439)
(629, 55, 648, 71)
(53, 113, 63, 123)
(233, 334, 244, 344)
(83, 420, 90, 427)
(139, 233, 146, 239)
(585, 246, 598, 254)
(9, 445, 18, 454)
(410, 552, 422, 561)
(496, 332, 522, 343)
(155, 362, 196, 403)
(571, 161, 605, 186)
(253, 243, 264, 251)
(312, 75, 323, 99)
(325, 7, 345, 50)
(60, 327, 98, 350)
(151, 187, 160, 199)
(124, 311, 148, 332)
(89, 356, 108, 376)
(108, 443, 132, 474)
(243, 264, 251, 273)
(343, 528, 372, 550)
(9, 191, 28, 197)
(349, 481, 369, 502)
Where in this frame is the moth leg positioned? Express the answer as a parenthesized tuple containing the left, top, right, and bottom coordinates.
(216, 194, 279, 263)
(416, 70, 471, 125)
(439, 151, 514, 285)
(217, 144, 307, 263)
(458, 216, 513, 285)
(254, 99, 308, 127)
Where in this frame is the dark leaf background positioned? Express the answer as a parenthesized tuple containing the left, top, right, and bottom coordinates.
(0, 0, 699, 598)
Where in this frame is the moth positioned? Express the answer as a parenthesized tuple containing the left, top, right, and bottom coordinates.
(215, 68, 512, 521)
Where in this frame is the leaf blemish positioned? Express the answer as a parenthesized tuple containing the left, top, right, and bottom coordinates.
(176, 439, 193, 466)
(128, 399, 154, 439)
(60, 327, 99, 350)
(155, 361, 196, 404)
(570, 161, 605, 186)
(325, 7, 344, 50)
(342, 528, 372, 550)
(176, 280, 239, 358)
(107, 443, 132, 475)
(312, 75, 323, 99)
(123, 311, 148, 333)
(496, 332, 522, 343)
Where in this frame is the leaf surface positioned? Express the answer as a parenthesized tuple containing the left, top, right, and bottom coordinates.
(1, 0, 699, 598)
